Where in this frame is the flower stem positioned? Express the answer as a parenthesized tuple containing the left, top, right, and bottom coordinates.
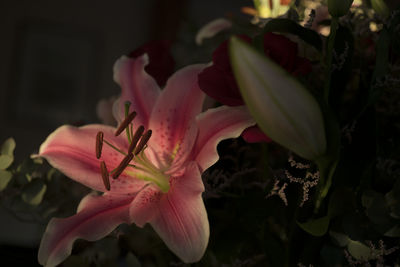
(323, 17, 339, 102)
(314, 157, 338, 214)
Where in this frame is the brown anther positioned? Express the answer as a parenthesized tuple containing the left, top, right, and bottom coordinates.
(112, 153, 134, 179)
(96, 131, 104, 159)
(115, 111, 137, 136)
(100, 161, 110, 191)
(134, 130, 152, 155)
(128, 125, 145, 154)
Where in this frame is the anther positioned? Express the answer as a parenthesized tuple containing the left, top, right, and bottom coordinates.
(128, 125, 145, 154)
(112, 153, 134, 179)
(100, 161, 110, 191)
(134, 130, 152, 155)
(115, 111, 137, 136)
(96, 131, 104, 159)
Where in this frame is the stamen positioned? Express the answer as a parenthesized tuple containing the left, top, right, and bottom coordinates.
(115, 111, 137, 136)
(96, 131, 104, 159)
(134, 130, 152, 155)
(128, 125, 145, 154)
(112, 153, 134, 179)
(100, 161, 110, 191)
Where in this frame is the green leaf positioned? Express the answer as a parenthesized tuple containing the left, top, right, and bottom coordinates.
(125, 252, 141, 267)
(47, 168, 57, 181)
(347, 240, 373, 261)
(262, 18, 322, 52)
(297, 215, 330, 237)
(22, 180, 47, 206)
(385, 225, 400, 237)
(362, 190, 378, 209)
(0, 170, 12, 191)
(1, 138, 16, 156)
(363, 191, 393, 226)
(371, 0, 390, 17)
(0, 155, 13, 169)
(328, 0, 353, 17)
(329, 231, 349, 247)
(32, 157, 43, 165)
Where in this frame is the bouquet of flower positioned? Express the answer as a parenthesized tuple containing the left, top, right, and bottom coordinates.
(1, 0, 400, 266)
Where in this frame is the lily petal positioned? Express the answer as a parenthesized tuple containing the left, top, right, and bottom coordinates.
(148, 64, 206, 170)
(131, 162, 208, 263)
(113, 55, 161, 127)
(195, 18, 232, 45)
(193, 105, 255, 172)
(39, 124, 148, 194)
(38, 193, 134, 267)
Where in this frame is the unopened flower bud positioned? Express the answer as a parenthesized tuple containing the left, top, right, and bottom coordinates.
(229, 37, 327, 160)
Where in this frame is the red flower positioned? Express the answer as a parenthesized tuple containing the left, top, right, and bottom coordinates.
(198, 32, 311, 143)
(129, 40, 175, 87)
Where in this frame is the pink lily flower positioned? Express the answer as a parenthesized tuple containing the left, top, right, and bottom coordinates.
(37, 54, 255, 266)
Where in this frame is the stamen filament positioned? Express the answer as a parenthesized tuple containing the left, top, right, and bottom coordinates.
(100, 161, 110, 191)
(124, 102, 132, 142)
(128, 125, 145, 154)
(96, 132, 104, 159)
(103, 139, 127, 156)
(134, 130, 152, 155)
(115, 111, 137, 136)
(129, 124, 134, 143)
(112, 153, 134, 179)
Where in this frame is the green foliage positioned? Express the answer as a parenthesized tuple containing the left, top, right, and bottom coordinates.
(261, 18, 322, 52)
(1, 137, 16, 156)
(328, 0, 354, 17)
(0, 170, 12, 191)
(371, 0, 390, 17)
(22, 179, 47, 206)
(298, 215, 330, 236)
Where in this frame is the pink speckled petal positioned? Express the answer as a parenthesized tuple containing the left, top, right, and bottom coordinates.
(113, 55, 161, 128)
(129, 184, 161, 227)
(150, 162, 208, 263)
(129, 162, 208, 263)
(38, 193, 134, 267)
(148, 64, 206, 170)
(193, 105, 255, 172)
(39, 124, 148, 194)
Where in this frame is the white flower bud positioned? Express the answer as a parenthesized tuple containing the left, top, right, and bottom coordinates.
(229, 37, 326, 160)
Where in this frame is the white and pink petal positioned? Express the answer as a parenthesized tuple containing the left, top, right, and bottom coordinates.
(146, 162, 208, 263)
(148, 64, 206, 170)
(38, 193, 134, 267)
(113, 55, 161, 128)
(193, 105, 256, 172)
(39, 124, 147, 194)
